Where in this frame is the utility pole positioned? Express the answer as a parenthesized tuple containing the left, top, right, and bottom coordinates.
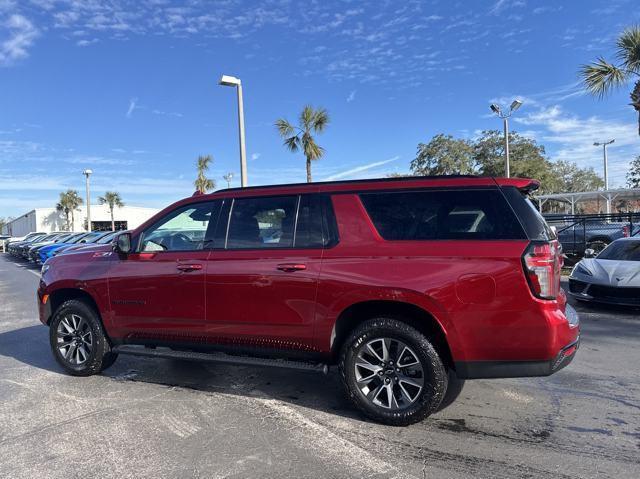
(219, 75, 248, 187)
(82, 169, 93, 231)
(594, 139, 615, 214)
(490, 100, 523, 178)
(223, 172, 234, 189)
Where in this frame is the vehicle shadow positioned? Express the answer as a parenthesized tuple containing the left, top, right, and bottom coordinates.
(0, 324, 462, 424)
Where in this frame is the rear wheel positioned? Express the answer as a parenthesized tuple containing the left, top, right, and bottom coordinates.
(339, 317, 447, 426)
(49, 299, 115, 376)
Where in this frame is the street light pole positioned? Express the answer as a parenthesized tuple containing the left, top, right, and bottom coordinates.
(594, 139, 615, 214)
(82, 169, 93, 231)
(490, 99, 523, 178)
(223, 172, 234, 189)
(219, 75, 247, 187)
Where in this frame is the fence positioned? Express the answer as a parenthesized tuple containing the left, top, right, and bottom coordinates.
(544, 212, 640, 259)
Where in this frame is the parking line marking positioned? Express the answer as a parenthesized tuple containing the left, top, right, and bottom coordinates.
(27, 270, 41, 278)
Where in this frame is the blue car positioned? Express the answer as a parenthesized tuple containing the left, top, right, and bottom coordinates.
(37, 232, 90, 264)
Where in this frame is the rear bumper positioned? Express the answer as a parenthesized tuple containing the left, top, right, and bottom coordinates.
(455, 337, 579, 379)
(455, 304, 580, 379)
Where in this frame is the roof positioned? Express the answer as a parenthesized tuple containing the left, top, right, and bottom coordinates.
(203, 175, 538, 198)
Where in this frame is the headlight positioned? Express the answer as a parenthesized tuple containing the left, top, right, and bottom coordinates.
(41, 263, 51, 275)
(571, 263, 592, 276)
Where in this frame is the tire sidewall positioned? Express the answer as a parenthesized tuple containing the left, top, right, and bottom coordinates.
(340, 317, 447, 426)
(49, 299, 109, 376)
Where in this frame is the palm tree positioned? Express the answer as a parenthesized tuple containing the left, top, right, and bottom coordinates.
(98, 191, 124, 231)
(580, 25, 640, 135)
(275, 105, 330, 182)
(194, 155, 216, 193)
(56, 190, 83, 231)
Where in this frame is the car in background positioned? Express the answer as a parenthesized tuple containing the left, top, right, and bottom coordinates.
(50, 231, 114, 257)
(8, 233, 47, 257)
(55, 230, 123, 257)
(568, 237, 640, 307)
(35, 233, 90, 264)
(26, 233, 69, 261)
(16, 233, 63, 259)
(547, 216, 640, 257)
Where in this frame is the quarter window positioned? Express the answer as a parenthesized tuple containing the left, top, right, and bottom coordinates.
(360, 189, 526, 240)
(140, 202, 219, 252)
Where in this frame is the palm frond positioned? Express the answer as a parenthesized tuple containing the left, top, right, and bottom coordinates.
(616, 25, 640, 71)
(303, 137, 324, 161)
(580, 57, 629, 98)
(283, 135, 300, 153)
(300, 105, 314, 130)
(275, 118, 295, 137)
(312, 107, 329, 133)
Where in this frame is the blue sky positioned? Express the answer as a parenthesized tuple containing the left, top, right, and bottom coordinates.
(1, 0, 640, 218)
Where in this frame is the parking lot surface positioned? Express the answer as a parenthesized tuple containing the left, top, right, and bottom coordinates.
(1, 253, 639, 479)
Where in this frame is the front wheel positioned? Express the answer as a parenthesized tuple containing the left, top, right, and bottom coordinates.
(339, 317, 447, 426)
(49, 299, 115, 376)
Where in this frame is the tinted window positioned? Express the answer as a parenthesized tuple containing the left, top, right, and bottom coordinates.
(227, 196, 297, 249)
(501, 186, 554, 240)
(597, 240, 640, 261)
(141, 202, 217, 252)
(360, 189, 525, 240)
(295, 195, 328, 248)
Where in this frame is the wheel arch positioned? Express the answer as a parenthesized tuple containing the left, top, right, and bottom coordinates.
(330, 299, 455, 371)
(48, 288, 102, 326)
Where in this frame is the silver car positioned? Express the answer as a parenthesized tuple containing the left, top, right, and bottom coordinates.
(568, 237, 640, 307)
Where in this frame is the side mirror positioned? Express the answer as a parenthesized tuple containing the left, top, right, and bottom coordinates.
(584, 248, 596, 258)
(113, 232, 132, 254)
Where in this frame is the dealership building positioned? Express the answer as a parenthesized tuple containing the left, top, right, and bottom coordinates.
(1, 204, 159, 236)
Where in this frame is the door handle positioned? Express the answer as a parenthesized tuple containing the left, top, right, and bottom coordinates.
(177, 263, 203, 272)
(276, 263, 307, 272)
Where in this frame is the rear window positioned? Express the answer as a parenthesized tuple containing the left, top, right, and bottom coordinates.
(360, 189, 526, 241)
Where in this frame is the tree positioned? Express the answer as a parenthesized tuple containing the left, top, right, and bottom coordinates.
(410, 134, 474, 175)
(275, 105, 329, 183)
(580, 25, 640, 135)
(627, 155, 640, 188)
(98, 191, 125, 231)
(56, 190, 83, 231)
(551, 160, 604, 193)
(473, 130, 561, 193)
(0, 217, 6, 234)
(194, 155, 215, 193)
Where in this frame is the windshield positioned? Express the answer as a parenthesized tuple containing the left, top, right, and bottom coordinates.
(597, 240, 640, 261)
(96, 231, 121, 244)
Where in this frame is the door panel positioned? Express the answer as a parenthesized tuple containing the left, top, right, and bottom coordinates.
(107, 251, 209, 340)
(204, 249, 322, 348)
(107, 200, 220, 341)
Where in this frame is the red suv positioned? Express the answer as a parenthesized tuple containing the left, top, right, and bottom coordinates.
(38, 176, 579, 425)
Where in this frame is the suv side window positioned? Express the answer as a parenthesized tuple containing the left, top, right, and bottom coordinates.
(140, 201, 220, 252)
(295, 194, 338, 248)
(226, 196, 298, 249)
(360, 189, 526, 240)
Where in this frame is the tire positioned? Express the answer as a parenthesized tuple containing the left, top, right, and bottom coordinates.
(339, 317, 448, 426)
(49, 299, 113, 376)
(435, 369, 465, 412)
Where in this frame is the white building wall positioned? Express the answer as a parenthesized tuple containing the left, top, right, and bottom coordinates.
(3, 205, 159, 235)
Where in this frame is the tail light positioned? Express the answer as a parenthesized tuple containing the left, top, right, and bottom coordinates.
(523, 240, 562, 299)
(622, 225, 630, 237)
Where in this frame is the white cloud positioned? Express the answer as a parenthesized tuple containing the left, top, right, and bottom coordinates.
(346, 90, 356, 103)
(251, 152, 261, 161)
(151, 108, 183, 118)
(323, 157, 400, 181)
(0, 14, 39, 66)
(76, 38, 98, 47)
(514, 105, 640, 186)
(126, 97, 138, 118)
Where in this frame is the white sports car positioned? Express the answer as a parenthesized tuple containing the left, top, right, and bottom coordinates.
(568, 237, 640, 306)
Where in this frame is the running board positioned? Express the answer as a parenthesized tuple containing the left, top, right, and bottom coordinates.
(112, 345, 329, 374)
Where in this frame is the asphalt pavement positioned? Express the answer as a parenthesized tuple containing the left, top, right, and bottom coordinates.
(0, 253, 639, 479)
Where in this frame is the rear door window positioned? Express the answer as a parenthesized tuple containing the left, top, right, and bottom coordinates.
(226, 196, 298, 249)
(360, 189, 526, 240)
